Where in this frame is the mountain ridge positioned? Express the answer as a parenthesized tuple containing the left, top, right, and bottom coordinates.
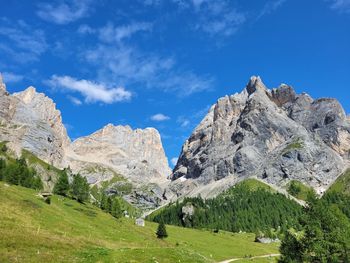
(168, 76, 350, 200)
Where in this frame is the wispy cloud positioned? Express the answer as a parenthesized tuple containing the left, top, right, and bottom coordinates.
(151, 113, 170, 121)
(177, 116, 190, 128)
(1, 72, 24, 83)
(170, 157, 178, 166)
(67, 95, 83, 106)
(79, 22, 152, 43)
(328, 0, 350, 13)
(47, 75, 132, 104)
(0, 19, 47, 63)
(257, 0, 287, 20)
(83, 43, 212, 96)
(37, 0, 92, 24)
(169, 0, 246, 37)
(99, 22, 152, 43)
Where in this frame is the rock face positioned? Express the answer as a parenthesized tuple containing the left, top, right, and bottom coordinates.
(0, 77, 70, 167)
(66, 124, 171, 185)
(0, 75, 171, 209)
(170, 76, 350, 198)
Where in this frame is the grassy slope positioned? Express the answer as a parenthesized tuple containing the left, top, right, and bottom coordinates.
(286, 180, 313, 201)
(327, 169, 350, 195)
(0, 183, 279, 263)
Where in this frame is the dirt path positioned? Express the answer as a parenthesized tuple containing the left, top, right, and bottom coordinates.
(218, 253, 281, 263)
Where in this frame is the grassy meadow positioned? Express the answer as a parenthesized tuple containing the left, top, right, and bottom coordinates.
(0, 182, 279, 262)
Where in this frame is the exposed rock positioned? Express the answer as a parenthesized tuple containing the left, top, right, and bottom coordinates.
(0, 78, 171, 209)
(170, 76, 350, 199)
(66, 124, 171, 185)
(0, 84, 70, 167)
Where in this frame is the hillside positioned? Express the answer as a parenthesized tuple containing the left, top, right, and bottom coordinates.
(0, 182, 280, 263)
(148, 179, 302, 235)
(326, 169, 350, 195)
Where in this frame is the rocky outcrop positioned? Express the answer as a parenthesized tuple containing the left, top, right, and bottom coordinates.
(0, 77, 70, 167)
(66, 124, 171, 185)
(170, 76, 350, 198)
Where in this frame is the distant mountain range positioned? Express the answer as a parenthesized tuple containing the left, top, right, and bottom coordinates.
(1, 74, 349, 209)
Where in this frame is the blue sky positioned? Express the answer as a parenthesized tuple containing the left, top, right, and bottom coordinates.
(1, 0, 349, 167)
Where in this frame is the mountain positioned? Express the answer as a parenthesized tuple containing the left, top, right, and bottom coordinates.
(0, 75, 171, 208)
(0, 76, 70, 168)
(169, 76, 350, 199)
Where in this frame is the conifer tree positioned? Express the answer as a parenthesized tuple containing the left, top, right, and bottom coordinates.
(53, 170, 70, 196)
(156, 221, 168, 239)
(71, 174, 90, 203)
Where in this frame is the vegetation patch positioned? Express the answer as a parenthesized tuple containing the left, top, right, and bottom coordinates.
(282, 138, 304, 155)
(286, 180, 314, 201)
(148, 180, 302, 237)
(0, 183, 279, 262)
(73, 207, 98, 218)
(22, 199, 42, 210)
(326, 169, 350, 195)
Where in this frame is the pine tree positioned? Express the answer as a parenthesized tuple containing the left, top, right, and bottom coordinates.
(156, 222, 168, 239)
(71, 174, 90, 203)
(53, 170, 70, 196)
(111, 198, 123, 218)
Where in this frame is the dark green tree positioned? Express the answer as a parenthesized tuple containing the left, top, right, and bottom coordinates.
(156, 221, 168, 239)
(71, 174, 90, 203)
(279, 198, 350, 262)
(111, 198, 123, 218)
(53, 170, 70, 196)
(288, 181, 301, 196)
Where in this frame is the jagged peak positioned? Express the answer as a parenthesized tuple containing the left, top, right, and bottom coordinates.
(0, 72, 7, 94)
(246, 75, 267, 95)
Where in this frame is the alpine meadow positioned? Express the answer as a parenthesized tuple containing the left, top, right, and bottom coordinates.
(0, 0, 350, 262)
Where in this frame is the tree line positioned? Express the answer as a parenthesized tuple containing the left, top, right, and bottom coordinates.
(279, 191, 350, 262)
(148, 183, 303, 236)
(0, 157, 43, 190)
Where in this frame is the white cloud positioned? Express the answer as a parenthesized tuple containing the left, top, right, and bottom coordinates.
(196, 2, 246, 37)
(177, 116, 190, 127)
(37, 0, 92, 24)
(170, 0, 246, 37)
(67, 95, 83, 105)
(98, 22, 152, 43)
(0, 20, 47, 63)
(1, 72, 24, 83)
(83, 44, 212, 96)
(151, 113, 170, 121)
(328, 0, 350, 13)
(47, 75, 132, 104)
(257, 0, 287, 20)
(171, 157, 178, 166)
(77, 24, 95, 34)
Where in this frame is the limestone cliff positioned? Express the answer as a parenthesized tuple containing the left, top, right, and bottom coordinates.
(0, 76, 70, 167)
(66, 124, 171, 185)
(170, 76, 350, 198)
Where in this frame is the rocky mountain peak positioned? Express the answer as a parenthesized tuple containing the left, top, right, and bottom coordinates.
(246, 76, 267, 95)
(169, 76, 350, 199)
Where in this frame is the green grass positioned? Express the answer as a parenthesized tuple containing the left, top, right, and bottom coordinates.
(282, 139, 304, 155)
(21, 149, 61, 173)
(327, 169, 350, 195)
(221, 179, 275, 197)
(286, 180, 313, 201)
(0, 182, 279, 262)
